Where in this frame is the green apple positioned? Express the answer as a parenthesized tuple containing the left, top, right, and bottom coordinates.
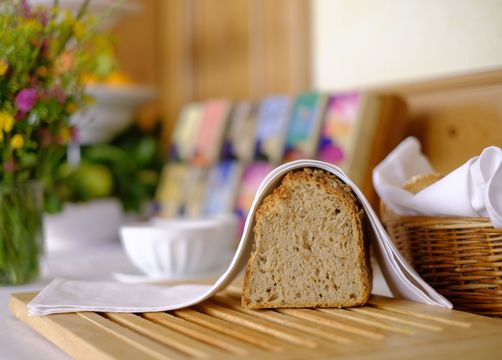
(72, 162, 114, 200)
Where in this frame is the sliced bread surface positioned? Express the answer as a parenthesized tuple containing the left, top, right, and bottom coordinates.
(242, 168, 371, 309)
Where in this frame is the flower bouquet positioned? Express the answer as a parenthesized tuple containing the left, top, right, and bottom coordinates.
(0, 0, 98, 284)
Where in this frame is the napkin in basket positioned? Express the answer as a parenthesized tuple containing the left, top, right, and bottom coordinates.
(28, 159, 452, 316)
(373, 137, 502, 228)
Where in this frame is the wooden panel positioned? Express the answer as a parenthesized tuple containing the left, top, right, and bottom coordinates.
(375, 68, 502, 96)
(112, 0, 160, 88)
(375, 69, 502, 174)
(188, 0, 310, 101)
(404, 84, 502, 173)
(190, 0, 252, 100)
(251, 0, 311, 96)
(158, 0, 194, 142)
(112, 0, 161, 129)
(9, 291, 502, 359)
(152, 0, 311, 141)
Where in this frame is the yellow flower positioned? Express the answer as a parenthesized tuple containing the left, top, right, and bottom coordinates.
(84, 95, 96, 105)
(73, 21, 85, 40)
(65, 102, 77, 114)
(0, 112, 15, 133)
(36, 66, 48, 77)
(0, 59, 8, 76)
(106, 71, 132, 87)
(10, 134, 24, 149)
(55, 52, 73, 74)
(26, 18, 39, 29)
(58, 127, 71, 143)
(80, 73, 98, 85)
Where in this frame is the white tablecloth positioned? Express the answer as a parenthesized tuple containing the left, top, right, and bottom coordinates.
(1, 241, 391, 359)
(0, 242, 137, 359)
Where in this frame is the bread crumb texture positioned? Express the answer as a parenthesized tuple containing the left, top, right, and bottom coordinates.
(242, 168, 371, 309)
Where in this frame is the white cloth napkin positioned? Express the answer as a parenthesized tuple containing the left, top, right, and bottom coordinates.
(373, 137, 502, 227)
(28, 159, 452, 316)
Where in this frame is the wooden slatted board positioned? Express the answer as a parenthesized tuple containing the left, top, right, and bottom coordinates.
(9, 288, 502, 360)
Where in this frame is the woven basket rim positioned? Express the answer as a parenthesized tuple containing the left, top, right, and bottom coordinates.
(380, 202, 495, 228)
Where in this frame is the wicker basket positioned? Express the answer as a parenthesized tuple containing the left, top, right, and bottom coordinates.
(380, 203, 502, 317)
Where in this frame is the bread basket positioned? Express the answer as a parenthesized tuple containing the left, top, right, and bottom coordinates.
(380, 203, 502, 317)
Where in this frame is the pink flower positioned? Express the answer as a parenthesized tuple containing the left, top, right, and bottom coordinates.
(28, 75, 37, 87)
(4, 159, 16, 173)
(51, 86, 67, 104)
(15, 110, 26, 121)
(15, 88, 37, 112)
(318, 144, 345, 164)
(37, 128, 53, 148)
(71, 126, 79, 142)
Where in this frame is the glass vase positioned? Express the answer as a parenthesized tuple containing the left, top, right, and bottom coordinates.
(0, 181, 44, 285)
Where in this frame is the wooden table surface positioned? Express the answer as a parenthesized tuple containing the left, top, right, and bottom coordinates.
(10, 286, 502, 360)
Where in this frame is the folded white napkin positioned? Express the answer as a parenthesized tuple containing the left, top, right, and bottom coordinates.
(373, 137, 502, 227)
(29, 159, 452, 316)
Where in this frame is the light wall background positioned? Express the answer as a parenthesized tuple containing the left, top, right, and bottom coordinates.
(312, 0, 502, 90)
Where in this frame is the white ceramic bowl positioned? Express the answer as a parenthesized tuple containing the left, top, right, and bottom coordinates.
(120, 215, 237, 278)
(71, 85, 156, 144)
(44, 198, 122, 252)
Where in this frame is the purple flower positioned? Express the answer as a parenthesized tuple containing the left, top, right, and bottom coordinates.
(21, 0, 31, 17)
(34, 9, 48, 25)
(40, 39, 49, 55)
(15, 88, 37, 113)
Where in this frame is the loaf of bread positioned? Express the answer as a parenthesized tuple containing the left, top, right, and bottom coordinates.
(403, 173, 442, 194)
(242, 168, 372, 309)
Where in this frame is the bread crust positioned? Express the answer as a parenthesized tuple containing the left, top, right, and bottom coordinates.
(242, 168, 372, 309)
(403, 173, 442, 194)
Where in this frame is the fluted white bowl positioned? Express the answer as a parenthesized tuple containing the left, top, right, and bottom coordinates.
(120, 215, 237, 278)
(44, 198, 122, 252)
(71, 85, 156, 144)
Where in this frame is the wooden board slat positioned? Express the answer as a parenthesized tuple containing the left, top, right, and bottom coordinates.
(346, 307, 443, 331)
(277, 308, 384, 340)
(8, 294, 178, 360)
(212, 294, 354, 343)
(195, 302, 318, 348)
(103, 312, 221, 359)
(9, 291, 502, 360)
(171, 307, 286, 353)
(142, 311, 257, 356)
(76, 312, 184, 360)
(315, 308, 416, 335)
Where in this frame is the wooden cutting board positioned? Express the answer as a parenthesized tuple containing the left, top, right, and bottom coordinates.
(9, 288, 502, 360)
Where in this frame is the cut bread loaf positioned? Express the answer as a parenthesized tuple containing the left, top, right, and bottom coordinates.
(242, 168, 371, 309)
(403, 173, 442, 194)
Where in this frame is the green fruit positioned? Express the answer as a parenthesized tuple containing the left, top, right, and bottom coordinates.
(137, 170, 158, 186)
(57, 163, 73, 179)
(73, 163, 114, 200)
(133, 136, 157, 166)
